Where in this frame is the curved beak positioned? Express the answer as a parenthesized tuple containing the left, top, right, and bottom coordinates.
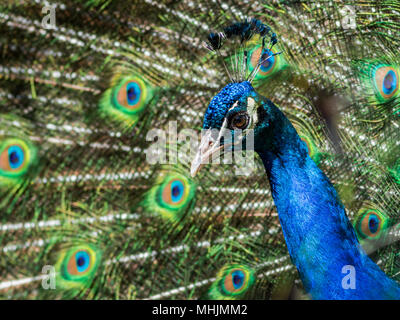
(190, 124, 248, 177)
(190, 129, 225, 177)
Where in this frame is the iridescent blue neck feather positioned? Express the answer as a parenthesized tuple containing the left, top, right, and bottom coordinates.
(255, 98, 400, 299)
(202, 81, 400, 299)
(201, 18, 400, 300)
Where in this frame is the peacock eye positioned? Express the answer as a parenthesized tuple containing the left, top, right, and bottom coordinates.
(55, 244, 101, 291)
(229, 112, 250, 130)
(99, 75, 154, 128)
(357, 61, 399, 104)
(247, 44, 286, 80)
(228, 270, 245, 291)
(354, 208, 388, 240)
(144, 172, 196, 222)
(162, 178, 186, 205)
(115, 78, 147, 112)
(0, 137, 37, 186)
(207, 264, 255, 299)
(258, 49, 276, 74)
(373, 66, 399, 101)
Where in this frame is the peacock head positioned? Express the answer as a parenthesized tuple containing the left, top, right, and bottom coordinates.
(191, 19, 282, 177)
(191, 80, 276, 177)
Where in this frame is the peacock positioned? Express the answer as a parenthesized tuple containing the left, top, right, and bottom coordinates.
(0, 0, 399, 300)
(190, 18, 400, 299)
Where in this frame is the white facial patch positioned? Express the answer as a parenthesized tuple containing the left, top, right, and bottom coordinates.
(228, 100, 239, 112)
(247, 97, 258, 126)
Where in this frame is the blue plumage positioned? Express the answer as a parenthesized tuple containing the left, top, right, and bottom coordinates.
(203, 82, 253, 130)
(195, 81, 400, 299)
(254, 99, 400, 299)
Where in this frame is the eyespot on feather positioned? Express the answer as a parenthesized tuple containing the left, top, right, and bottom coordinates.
(56, 245, 101, 289)
(208, 264, 255, 300)
(66, 250, 92, 275)
(143, 171, 196, 222)
(99, 75, 154, 128)
(0, 137, 37, 186)
(113, 77, 148, 114)
(248, 45, 285, 80)
(354, 208, 389, 240)
(373, 66, 399, 101)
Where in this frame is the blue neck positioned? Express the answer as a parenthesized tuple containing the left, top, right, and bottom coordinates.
(255, 100, 400, 299)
